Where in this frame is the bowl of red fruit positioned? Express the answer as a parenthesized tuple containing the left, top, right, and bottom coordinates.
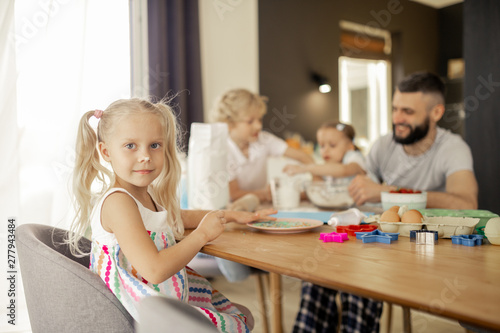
(381, 188, 427, 211)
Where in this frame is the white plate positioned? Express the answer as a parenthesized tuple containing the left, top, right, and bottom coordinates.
(247, 218, 324, 234)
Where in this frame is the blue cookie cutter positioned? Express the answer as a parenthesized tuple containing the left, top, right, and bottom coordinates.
(355, 229, 399, 244)
(451, 234, 484, 247)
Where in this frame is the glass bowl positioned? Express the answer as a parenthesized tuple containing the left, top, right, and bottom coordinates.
(305, 179, 354, 210)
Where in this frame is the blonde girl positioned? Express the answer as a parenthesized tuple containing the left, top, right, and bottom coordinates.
(212, 88, 314, 202)
(68, 97, 275, 330)
(284, 120, 366, 178)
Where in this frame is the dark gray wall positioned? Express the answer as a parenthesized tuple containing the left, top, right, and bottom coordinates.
(437, 3, 465, 137)
(258, 0, 439, 142)
(438, 3, 463, 77)
(464, 0, 500, 213)
(259, 0, 500, 213)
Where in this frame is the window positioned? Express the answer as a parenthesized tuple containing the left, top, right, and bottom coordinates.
(338, 21, 392, 153)
(13, 0, 131, 226)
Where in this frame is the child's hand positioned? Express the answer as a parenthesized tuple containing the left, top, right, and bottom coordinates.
(195, 210, 227, 243)
(225, 208, 278, 224)
(283, 164, 304, 176)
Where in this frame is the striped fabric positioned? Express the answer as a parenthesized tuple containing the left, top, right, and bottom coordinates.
(90, 188, 249, 332)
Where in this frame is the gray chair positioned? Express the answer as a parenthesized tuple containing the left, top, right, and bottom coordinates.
(136, 296, 217, 333)
(16, 223, 218, 333)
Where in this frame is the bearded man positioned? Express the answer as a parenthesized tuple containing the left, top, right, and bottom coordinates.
(349, 71, 478, 209)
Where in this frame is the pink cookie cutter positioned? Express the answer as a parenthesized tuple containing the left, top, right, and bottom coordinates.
(319, 232, 349, 243)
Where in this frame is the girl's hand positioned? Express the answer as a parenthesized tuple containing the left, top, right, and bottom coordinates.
(225, 208, 278, 224)
(195, 210, 227, 243)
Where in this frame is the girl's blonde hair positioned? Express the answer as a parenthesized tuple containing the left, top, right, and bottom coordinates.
(68, 98, 183, 256)
(211, 88, 268, 123)
(319, 120, 360, 151)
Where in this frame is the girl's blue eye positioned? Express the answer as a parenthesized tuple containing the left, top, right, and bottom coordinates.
(151, 143, 161, 149)
(125, 143, 136, 149)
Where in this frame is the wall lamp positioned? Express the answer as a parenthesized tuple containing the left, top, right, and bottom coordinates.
(311, 72, 332, 93)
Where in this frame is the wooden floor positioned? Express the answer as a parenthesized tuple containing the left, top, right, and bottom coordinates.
(211, 274, 467, 333)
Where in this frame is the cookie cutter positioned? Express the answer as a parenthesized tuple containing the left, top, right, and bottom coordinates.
(451, 234, 484, 246)
(336, 224, 378, 237)
(319, 232, 349, 243)
(355, 229, 399, 244)
(410, 230, 439, 245)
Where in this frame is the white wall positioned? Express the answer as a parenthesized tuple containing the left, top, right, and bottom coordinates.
(198, 0, 259, 121)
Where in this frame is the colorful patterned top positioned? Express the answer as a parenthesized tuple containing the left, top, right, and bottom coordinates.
(90, 188, 249, 332)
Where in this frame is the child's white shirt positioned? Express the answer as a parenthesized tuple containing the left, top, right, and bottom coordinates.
(342, 150, 367, 171)
(227, 131, 288, 190)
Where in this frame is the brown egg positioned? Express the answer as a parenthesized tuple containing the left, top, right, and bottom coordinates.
(380, 210, 401, 222)
(401, 209, 423, 223)
(388, 205, 400, 213)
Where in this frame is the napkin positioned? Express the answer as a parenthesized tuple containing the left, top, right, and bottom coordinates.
(187, 122, 229, 209)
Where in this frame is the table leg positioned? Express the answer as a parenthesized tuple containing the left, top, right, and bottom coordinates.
(255, 273, 269, 333)
(269, 272, 283, 333)
(402, 306, 412, 333)
(385, 302, 393, 333)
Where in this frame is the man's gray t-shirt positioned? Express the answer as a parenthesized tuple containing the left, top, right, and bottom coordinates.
(367, 127, 474, 192)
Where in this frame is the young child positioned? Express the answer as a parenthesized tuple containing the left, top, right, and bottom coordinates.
(284, 120, 366, 179)
(212, 88, 314, 203)
(67, 98, 276, 331)
(283, 122, 382, 332)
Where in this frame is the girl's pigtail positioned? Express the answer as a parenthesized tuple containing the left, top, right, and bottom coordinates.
(150, 101, 184, 239)
(67, 111, 112, 256)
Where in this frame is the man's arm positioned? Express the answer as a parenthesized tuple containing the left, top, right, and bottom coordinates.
(426, 170, 478, 209)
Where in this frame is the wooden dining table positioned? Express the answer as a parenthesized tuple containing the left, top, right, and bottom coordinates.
(193, 219, 500, 333)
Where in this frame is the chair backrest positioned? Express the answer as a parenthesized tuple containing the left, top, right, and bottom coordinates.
(16, 223, 135, 333)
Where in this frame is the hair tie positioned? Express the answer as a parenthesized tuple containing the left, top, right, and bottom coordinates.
(336, 123, 345, 131)
(94, 109, 103, 119)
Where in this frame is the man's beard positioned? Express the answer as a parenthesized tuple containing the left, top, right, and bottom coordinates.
(393, 116, 430, 145)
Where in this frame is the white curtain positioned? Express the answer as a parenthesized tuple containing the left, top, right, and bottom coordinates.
(1, 1, 20, 225)
(1, 1, 131, 331)
(4, 0, 131, 229)
(0, 2, 24, 331)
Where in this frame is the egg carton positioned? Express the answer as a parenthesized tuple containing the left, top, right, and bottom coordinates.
(378, 222, 423, 237)
(424, 216, 479, 238)
(367, 215, 480, 238)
